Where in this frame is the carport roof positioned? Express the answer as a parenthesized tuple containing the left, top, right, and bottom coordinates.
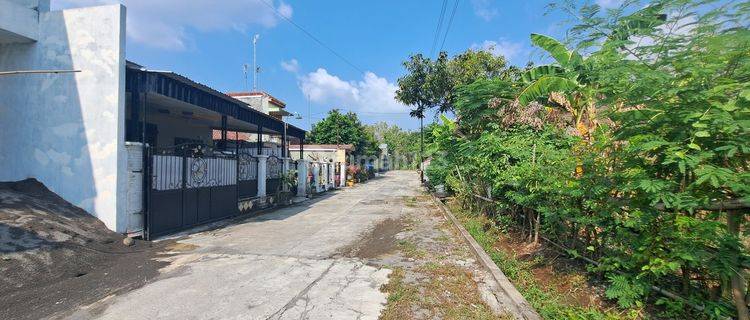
(125, 61, 305, 140)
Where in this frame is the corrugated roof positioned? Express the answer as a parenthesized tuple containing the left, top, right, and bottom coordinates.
(125, 61, 305, 140)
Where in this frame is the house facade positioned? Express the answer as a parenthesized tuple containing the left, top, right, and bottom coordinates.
(290, 144, 353, 189)
(0, 0, 309, 238)
(0, 0, 127, 232)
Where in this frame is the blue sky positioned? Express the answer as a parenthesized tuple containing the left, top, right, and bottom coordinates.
(53, 0, 613, 131)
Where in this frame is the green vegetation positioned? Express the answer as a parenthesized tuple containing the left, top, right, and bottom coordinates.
(399, 1, 750, 319)
(307, 109, 380, 156)
(458, 207, 636, 319)
(364, 122, 424, 169)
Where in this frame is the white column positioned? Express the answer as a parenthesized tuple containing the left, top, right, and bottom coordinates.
(313, 162, 321, 193)
(296, 159, 308, 197)
(257, 155, 268, 198)
(321, 162, 329, 191)
(328, 162, 335, 188)
(340, 162, 346, 187)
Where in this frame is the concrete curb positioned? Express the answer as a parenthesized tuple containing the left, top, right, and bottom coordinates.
(430, 194, 542, 320)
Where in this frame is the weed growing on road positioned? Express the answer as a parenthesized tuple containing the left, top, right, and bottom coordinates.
(397, 239, 426, 259)
(380, 264, 504, 320)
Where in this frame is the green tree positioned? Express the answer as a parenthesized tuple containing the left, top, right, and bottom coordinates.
(419, 1, 750, 318)
(396, 49, 513, 116)
(365, 122, 423, 169)
(307, 109, 379, 157)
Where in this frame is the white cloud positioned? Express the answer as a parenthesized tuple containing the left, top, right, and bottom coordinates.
(471, 39, 524, 61)
(52, 0, 293, 50)
(277, 1, 293, 19)
(596, 0, 621, 9)
(280, 59, 299, 73)
(471, 0, 498, 21)
(299, 68, 408, 114)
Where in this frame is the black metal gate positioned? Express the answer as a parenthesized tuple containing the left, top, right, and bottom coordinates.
(146, 144, 239, 238)
(267, 155, 282, 195)
(237, 147, 258, 199)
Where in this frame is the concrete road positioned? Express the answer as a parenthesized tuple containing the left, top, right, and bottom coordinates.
(69, 172, 421, 320)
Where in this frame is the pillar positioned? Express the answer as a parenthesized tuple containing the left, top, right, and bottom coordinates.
(296, 159, 308, 197)
(328, 162, 335, 189)
(257, 125, 263, 155)
(313, 162, 322, 193)
(320, 162, 327, 191)
(340, 162, 346, 187)
(257, 155, 268, 198)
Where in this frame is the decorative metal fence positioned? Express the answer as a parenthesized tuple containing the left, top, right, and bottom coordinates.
(237, 149, 258, 199)
(266, 155, 282, 193)
(147, 144, 238, 238)
(267, 155, 282, 179)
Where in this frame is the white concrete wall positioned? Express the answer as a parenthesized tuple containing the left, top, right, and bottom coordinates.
(0, 5, 128, 232)
(0, 0, 40, 43)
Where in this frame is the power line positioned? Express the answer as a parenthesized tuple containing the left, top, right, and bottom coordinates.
(0, 69, 80, 76)
(259, 0, 366, 75)
(429, 0, 449, 57)
(438, 0, 461, 54)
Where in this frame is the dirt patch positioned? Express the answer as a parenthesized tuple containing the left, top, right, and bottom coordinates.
(165, 242, 199, 252)
(0, 179, 172, 320)
(338, 217, 406, 259)
(490, 228, 609, 309)
(368, 195, 509, 319)
(360, 199, 390, 206)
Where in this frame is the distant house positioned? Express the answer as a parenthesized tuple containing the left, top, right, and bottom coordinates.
(0, 0, 308, 239)
(227, 92, 293, 121)
(290, 144, 353, 189)
(289, 144, 354, 164)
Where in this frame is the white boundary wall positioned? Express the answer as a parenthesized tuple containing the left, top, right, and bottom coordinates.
(0, 4, 128, 232)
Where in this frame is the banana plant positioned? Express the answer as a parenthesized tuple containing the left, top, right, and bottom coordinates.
(518, 5, 667, 138)
(518, 33, 596, 138)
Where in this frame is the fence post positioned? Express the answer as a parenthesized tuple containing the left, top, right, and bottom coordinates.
(257, 155, 268, 199)
(313, 162, 322, 193)
(297, 159, 308, 197)
(328, 162, 335, 189)
(340, 162, 346, 187)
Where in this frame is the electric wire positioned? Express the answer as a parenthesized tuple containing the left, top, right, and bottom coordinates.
(438, 0, 461, 53)
(259, 0, 366, 75)
(429, 0, 449, 57)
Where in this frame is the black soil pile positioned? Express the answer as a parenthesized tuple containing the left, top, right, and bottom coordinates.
(0, 179, 170, 320)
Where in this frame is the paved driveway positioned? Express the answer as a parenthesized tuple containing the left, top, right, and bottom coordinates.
(70, 171, 420, 320)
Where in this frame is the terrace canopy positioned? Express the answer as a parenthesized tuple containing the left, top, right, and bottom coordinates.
(124, 61, 305, 155)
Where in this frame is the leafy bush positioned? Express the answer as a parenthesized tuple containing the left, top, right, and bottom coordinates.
(421, 1, 750, 318)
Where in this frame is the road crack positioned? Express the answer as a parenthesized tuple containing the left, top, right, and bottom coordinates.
(265, 261, 336, 320)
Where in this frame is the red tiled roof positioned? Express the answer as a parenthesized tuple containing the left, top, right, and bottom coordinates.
(211, 130, 252, 141)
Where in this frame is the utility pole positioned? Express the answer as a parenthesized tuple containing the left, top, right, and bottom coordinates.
(307, 94, 311, 130)
(252, 34, 260, 91)
(242, 64, 249, 91)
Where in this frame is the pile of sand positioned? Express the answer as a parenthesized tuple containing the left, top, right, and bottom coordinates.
(0, 179, 165, 319)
